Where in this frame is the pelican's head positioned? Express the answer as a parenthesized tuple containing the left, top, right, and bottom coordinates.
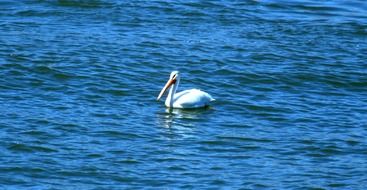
(157, 71, 180, 101)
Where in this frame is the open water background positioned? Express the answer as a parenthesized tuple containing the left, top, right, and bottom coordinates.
(1, 0, 367, 189)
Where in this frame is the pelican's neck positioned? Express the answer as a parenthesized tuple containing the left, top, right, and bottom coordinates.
(166, 79, 179, 107)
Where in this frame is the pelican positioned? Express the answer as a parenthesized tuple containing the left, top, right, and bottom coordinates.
(157, 71, 215, 108)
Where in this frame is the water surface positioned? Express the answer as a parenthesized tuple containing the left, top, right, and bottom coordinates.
(1, 0, 367, 189)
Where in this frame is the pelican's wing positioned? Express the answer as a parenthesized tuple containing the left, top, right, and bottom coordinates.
(173, 89, 214, 108)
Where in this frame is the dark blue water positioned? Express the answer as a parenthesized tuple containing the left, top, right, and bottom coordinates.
(1, 0, 367, 189)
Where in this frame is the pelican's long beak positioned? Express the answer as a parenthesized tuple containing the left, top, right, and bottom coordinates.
(157, 77, 176, 101)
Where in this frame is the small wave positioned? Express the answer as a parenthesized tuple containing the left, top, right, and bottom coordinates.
(8, 143, 58, 153)
(55, 0, 113, 8)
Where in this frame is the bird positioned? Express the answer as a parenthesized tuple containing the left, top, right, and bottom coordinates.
(157, 71, 215, 108)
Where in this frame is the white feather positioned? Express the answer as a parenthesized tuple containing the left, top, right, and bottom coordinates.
(166, 89, 215, 108)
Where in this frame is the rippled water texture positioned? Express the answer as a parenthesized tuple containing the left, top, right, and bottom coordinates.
(1, 0, 367, 189)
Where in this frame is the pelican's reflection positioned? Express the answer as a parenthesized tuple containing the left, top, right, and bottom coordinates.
(158, 107, 212, 129)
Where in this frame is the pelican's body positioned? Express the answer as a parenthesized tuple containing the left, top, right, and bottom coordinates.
(157, 71, 215, 108)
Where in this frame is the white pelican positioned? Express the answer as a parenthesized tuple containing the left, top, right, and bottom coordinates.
(157, 71, 215, 108)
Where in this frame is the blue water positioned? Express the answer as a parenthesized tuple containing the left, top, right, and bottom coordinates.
(1, 0, 367, 189)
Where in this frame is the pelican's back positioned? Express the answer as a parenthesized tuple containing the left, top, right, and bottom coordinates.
(170, 89, 214, 108)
